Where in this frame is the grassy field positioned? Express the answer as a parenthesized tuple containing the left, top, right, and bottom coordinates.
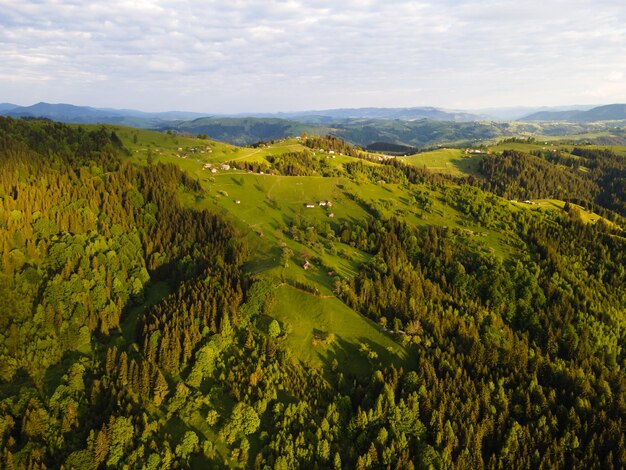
(268, 285, 412, 376)
(112, 128, 564, 262)
(489, 139, 626, 157)
(510, 198, 618, 226)
(401, 148, 486, 176)
(124, 129, 520, 269)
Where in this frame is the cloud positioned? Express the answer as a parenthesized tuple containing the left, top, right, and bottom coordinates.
(0, 0, 624, 111)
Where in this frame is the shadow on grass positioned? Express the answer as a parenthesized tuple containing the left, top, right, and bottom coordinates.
(164, 415, 221, 468)
(243, 245, 281, 274)
(450, 154, 485, 176)
(312, 333, 410, 381)
(231, 176, 245, 186)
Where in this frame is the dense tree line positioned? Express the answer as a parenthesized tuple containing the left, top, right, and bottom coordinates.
(570, 147, 626, 217)
(478, 150, 597, 202)
(266, 151, 338, 177)
(227, 160, 272, 174)
(330, 209, 626, 467)
(478, 147, 626, 220)
(0, 118, 247, 467)
(345, 160, 408, 184)
(303, 135, 363, 157)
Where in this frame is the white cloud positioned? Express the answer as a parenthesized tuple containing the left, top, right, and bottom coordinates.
(0, 0, 624, 111)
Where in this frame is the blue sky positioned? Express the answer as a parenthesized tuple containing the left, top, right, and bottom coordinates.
(0, 0, 624, 112)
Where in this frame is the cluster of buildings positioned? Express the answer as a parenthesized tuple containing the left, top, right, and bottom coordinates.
(201, 163, 232, 173)
(305, 200, 333, 208)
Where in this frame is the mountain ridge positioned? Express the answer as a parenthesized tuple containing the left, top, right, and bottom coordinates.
(3, 101, 623, 124)
(521, 103, 626, 121)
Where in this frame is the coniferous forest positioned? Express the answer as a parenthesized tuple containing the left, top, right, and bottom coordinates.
(1, 117, 626, 469)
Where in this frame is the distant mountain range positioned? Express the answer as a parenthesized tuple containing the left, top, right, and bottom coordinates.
(0, 102, 207, 124)
(471, 105, 598, 121)
(170, 117, 317, 146)
(520, 104, 626, 122)
(3, 101, 625, 126)
(240, 107, 484, 123)
(1, 101, 626, 147)
(0, 102, 484, 123)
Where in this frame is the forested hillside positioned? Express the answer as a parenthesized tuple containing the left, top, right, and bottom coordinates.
(478, 146, 626, 219)
(1, 119, 625, 469)
(166, 116, 626, 148)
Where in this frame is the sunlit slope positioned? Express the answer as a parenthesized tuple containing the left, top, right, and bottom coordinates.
(114, 127, 620, 373)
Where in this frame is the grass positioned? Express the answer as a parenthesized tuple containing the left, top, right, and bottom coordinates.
(268, 285, 412, 376)
(401, 148, 486, 176)
(109, 127, 535, 267)
(511, 198, 618, 227)
(116, 125, 517, 264)
(195, 172, 372, 269)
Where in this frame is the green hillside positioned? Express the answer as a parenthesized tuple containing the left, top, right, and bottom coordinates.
(165, 117, 322, 146)
(401, 148, 486, 176)
(1, 118, 626, 469)
(165, 115, 626, 149)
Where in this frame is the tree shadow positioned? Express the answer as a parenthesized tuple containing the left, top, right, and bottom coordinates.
(43, 349, 87, 395)
(0, 366, 36, 396)
(450, 154, 485, 176)
(310, 330, 411, 384)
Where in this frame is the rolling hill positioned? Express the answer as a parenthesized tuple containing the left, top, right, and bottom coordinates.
(1, 117, 625, 467)
(254, 106, 484, 122)
(3, 101, 626, 149)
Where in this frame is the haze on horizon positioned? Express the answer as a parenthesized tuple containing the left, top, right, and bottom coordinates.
(1, 0, 625, 114)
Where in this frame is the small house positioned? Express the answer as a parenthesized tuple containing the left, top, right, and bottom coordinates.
(319, 201, 327, 206)
(302, 260, 311, 270)
(328, 213, 334, 218)
(305, 203, 315, 208)
(235, 200, 241, 204)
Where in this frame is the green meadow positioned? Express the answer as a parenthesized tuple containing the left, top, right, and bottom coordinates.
(401, 148, 485, 176)
(268, 285, 412, 376)
(109, 126, 616, 374)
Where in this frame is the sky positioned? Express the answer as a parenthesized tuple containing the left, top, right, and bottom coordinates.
(0, 0, 625, 113)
